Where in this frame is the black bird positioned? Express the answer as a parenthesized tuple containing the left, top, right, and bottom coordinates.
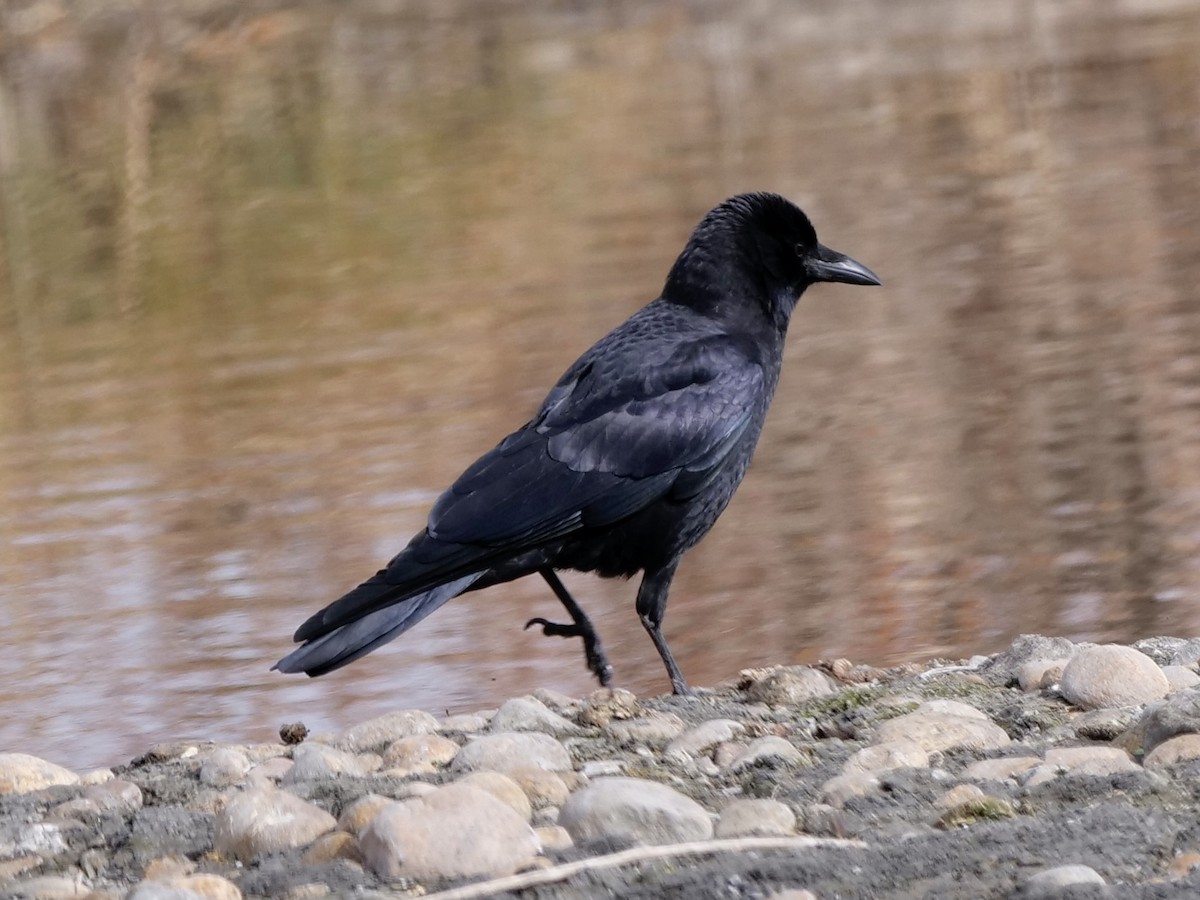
(275, 192, 880, 694)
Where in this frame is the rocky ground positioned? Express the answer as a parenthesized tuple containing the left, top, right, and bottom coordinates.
(5, 636, 1200, 899)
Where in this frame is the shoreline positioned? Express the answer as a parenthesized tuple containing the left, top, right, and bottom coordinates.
(3, 634, 1200, 899)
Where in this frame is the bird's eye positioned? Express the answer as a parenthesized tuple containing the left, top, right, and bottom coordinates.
(794, 243, 806, 256)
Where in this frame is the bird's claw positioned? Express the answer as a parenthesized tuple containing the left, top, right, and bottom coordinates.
(523, 617, 613, 686)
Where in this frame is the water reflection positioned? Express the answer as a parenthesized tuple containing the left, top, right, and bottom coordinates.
(1, 0, 1199, 769)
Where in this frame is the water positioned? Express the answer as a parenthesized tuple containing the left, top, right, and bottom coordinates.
(2, 0, 1200, 769)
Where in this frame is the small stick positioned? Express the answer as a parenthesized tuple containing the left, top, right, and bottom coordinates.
(415, 834, 866, 900)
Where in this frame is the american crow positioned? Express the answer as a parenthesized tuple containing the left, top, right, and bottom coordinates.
(275, 192, 880, 694)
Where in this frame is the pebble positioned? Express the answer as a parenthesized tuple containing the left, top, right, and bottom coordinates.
(455, 771, 533, 821)
(381, 734, 460, 771)
(742, 666, 839, 706)
(245, 757, 293, 787)
(962, 756, 1041, 782)
(531, 687, 579, 712)
(1143, 733, 1200, 770)
(534, 825, 573, 851)
(664, 719, 745, 759)
(725, 736, 806, 772)
(438, 713, 492, 733)
(605, 712, 687, 746)
(1025, 747, 1140, 786)
(358, 784, 538, 880)
(284, 743, 381, 783)
(199, 749, 252, 788)
(1162, 665, 1200, 692)
(213, 788, 336, 862)
(875, 702, 1010, 753)
(842, 740, 929, 776)
(1017, 658, 1069, 691)
(509, 767, 570, 809)
(984, 634, 1077, 681)
(339, 710, 440, 753)
(819, 772, 880, 808)
(450, 732, 571, 775)
(491, 696, 580, 736)
(82, 779, 144, 815)
(1137, 688, 1200, 754)
(0, 754, 80, 795)
(337, 794, 392, 835)
(1017, 864, 1106, 898)
(1072, 707, 1138, 742)
(1060, 644, 1169, 710)
(301, 831, 361, 865)
(558, 776, 713, 846)
(715, 799, 796, 838)
(935, 783, 986, 809)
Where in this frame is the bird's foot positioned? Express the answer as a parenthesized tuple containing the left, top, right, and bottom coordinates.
(524, 617, 614, 686)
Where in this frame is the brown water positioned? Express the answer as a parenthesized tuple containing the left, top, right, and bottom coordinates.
(2, 0, 1200, 770)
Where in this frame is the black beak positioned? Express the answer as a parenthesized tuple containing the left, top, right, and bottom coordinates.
(807, 244, 881, 286)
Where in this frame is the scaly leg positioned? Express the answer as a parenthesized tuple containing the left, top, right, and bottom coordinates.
(525, 568, 614, 686)
(636, 562, 691, 695)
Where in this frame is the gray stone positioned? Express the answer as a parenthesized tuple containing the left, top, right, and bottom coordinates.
(1060, 645, 1169, 710)
(559, 777, 713, 846)
(491, 696, 580, 737)
(0, 754, 79, 795)
(381, 734, 460, 772)
(359, 784, 538, 880)
(961, 757, 1041, 782)
(82, 779, 143, 815)
(605, 713, 687, 746)
(1144, 733, 1200, 769)
(213, 787, 336, 862)
(1135, 688, 1200, 754)
(664, 719, 745, 759)
(439, 713, 492, 733)
(455, 772, 532, 822)
(842, 740, 928, 776)
(874, 703, 1010, 753)
(1017, 658, 1069, 691)
(1073, 707, 1138, 742)
(283, 743, 380, 783)
(199, 749, 252, 788)
(534, 825, 573, 851)
(450, 732, 571, 776)
(715, 799, 796, 837)
(1163, 666, 1200, 692)
(743, 667, 839, 706)
(1024, 747, 1140, 787)
(339, 710, 440, 753)
(6, 874, 90, 898)
(982, 635, 1078, 682)
(819, 772, 880, 808)
(1017, 864, 1106, 898)
(725, 736, 806, 772)
(578, 689, 642, 727)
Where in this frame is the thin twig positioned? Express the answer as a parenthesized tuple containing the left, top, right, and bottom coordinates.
(415, 835, 865, 900)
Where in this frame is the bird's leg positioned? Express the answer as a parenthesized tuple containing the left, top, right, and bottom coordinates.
(636, 563, 691, 695)
(525, 568, 614, 686)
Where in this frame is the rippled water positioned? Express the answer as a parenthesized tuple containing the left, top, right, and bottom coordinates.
(2, 0, 1200, 769)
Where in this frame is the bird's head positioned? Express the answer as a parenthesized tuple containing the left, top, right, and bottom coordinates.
(664, 192, 881, 328)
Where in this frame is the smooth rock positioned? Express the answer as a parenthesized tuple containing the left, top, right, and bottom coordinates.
(984, 634, 1077, 682)
(1134, 689, 1200, 754)
(743, 667, 839, 706)
(726, 736, 806, 772)
(534, 825, 573, 851)
(1163, 666, 1200, 692)
(1025, 747, 1140, 786)
(605, 712, 687, 746)
(715, 799, 796, 837)
(213, 788, 336, 863)
(142, 857, 194, 881)
(245, 757, 293, 787)
(339, 710, 440, 753)
(1017, 864, 1106, 898)
(531, 688, 579, 712)
(875, 704, 1010, 754)
(79, 769, 114, 786)
(843, 740, 929, 776)
(492, 696, 580, 736)
(199, 749, 252, 788)
(0, 754, 80, 795)
(337, 794, 392, 836)
(301, 831, 361, 865)
(283, 743, 380, 783)
(450, 732, 571, 775)
(159, 874, 242, 900)
(439, 713, 492, 733)
(934, 783, 986, 809)
(558, 777, 713, 846)
(1073, 707, 1138, 742)
(82, 779, 143, 815)
(1060, 644, 1169, 710)
(359, 784, 538, 880)
(1144, 733, 1200, 769)
(7, 874, 89, 898)
(128, 884, 205, 900)
(381, 735, 460, 771)
(1017, 658, 1069, 691)
(664, 719, 745, 759)
(509, 767, 570, 809)
(456, 772, 532, 822)
(962, 756, 1041, 782)
(820, 772, 880, 808)
(766, 892, 817, 900)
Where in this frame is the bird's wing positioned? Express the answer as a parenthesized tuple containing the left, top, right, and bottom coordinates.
(427, 332, 765, 547)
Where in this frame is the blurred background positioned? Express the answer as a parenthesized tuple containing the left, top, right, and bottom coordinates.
(1, 0, 1199, 770)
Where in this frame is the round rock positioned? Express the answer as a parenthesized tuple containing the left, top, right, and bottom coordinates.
(725, 736, 806, 772)
(874, 703, 1010, 753)
(283, 743, 379, 783)
(715, 799, 796, 838)
(213, 788, 336, 862)
(558, 777, 713, 846)
(339, 710, 440, 754)
(359, 784, 538, 880)
(450, 732, 571, 776)
(1060, 644, 1169, 710)
(1017, 864, 1106, 898)
(491, 697, 579, 737)
(0, 754, 79, 795)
